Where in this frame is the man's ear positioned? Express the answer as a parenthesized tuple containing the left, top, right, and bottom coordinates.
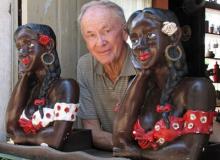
(123, 29, 128, 42)
(171, 27, 182, 46)
(122, 23, 129, 41)
(46, 38, 55, 52)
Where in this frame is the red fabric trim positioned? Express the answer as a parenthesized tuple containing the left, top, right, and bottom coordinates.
(34, 98, 46, 106)
(133, 110, 217, 150)
(19, 118, 43, 134)
(156, 104, 172, 113)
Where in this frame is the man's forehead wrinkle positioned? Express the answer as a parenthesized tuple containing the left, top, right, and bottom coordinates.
(82, 9, 121, 34)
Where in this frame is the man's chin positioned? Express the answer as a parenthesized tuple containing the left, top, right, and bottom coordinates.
(98, 58, 113, 65)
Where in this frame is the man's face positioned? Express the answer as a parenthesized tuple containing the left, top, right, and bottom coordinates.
(81, 6, 127, 65)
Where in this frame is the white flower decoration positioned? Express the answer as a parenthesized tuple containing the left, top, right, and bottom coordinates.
(161, 21, 178, 36)
(172, 122, 180, 130)
(154, 124, 160, 131)
(190, 113, 196, 120)
(157, 138, 165, 144)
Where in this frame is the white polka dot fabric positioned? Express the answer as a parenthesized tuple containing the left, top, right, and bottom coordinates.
(54, 102, 79, 121)
(20, 103, 79, 128)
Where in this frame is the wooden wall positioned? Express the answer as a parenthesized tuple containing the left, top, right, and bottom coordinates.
(152, 0, 168, 9)
(21, 0, 89, 79)
(19, 0, 152, 80)
(169, 0, 205, 76)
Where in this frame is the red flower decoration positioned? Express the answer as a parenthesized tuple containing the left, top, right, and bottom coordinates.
(19, 118, 43, 134)
(38, 35, 51, 46)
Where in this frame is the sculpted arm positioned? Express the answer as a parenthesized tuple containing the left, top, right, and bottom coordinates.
(6, 73, 32, 137)
(82, 119, 113, 151)
(140, 78, 216, 160)
(9, 79, 79, 149)
(113, 70, 150, 149)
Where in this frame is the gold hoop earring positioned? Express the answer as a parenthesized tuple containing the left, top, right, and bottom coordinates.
(165, 45, 182, 61)
(41, 52, 55, 65)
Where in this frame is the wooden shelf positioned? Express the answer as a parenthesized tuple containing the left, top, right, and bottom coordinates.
(205, 1, 220, 10)
(205, 57, 220, 60)
(205, 32, 220, 36)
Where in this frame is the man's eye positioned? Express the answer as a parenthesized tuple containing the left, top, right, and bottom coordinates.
(88, 34, 96, 38)
(147, 33, 156, 39)
(105, 29, 110, 33)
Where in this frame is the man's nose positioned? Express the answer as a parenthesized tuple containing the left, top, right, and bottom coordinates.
(96, 35, 107, 46)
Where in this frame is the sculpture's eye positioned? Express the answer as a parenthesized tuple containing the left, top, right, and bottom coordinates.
(17, 40, 35, 54)
(18, 48, 24, 54)
(28, 43, 35, 49)
(131, 39, 139, 44)
(147, 33, 156, 39)
(27, 43, 35, 53)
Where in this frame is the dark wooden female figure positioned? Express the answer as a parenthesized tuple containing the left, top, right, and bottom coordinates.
(6, 23, 79, 150)
(113, 8, 216, 160)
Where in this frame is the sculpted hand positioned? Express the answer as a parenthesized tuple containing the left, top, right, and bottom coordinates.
(18, 63, 32, 79)
(139, 69, 151, 77)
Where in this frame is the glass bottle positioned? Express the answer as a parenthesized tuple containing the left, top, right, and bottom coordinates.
(214, 61, 220, 82)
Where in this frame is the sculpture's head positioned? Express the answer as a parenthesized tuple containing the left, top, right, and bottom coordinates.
(14, 24, 61, 114)
(126, 8, 183, 70)
(14, 23, 60, 76)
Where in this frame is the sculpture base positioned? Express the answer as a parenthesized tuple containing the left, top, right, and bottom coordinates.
(0, 129, 130, 159)
(62, 129, 92, 152)
(201, 143, 220, 160)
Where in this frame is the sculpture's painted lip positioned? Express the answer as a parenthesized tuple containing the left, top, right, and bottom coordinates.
(139, 51, 150, 61)
(21, 56, 31, 65)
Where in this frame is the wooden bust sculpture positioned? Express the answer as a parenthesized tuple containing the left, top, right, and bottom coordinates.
(6, 23, 79, 150)
(113, 8, 216, 160)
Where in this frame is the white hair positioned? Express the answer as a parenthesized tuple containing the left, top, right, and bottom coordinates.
(78, 0, 126, 26)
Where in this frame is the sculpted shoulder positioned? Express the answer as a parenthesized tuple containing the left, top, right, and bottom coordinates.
(180, 77, 215, 93)
(175, 77, 216, 110)
(49, 78, 79, 103)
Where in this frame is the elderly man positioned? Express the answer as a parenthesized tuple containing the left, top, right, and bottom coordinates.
(77, 0, 136, 151)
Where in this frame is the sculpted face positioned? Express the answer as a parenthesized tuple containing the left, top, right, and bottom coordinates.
(80, 6, 127, 65)
(128, 14, 169, 69)
(15, 28, 49, 73)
